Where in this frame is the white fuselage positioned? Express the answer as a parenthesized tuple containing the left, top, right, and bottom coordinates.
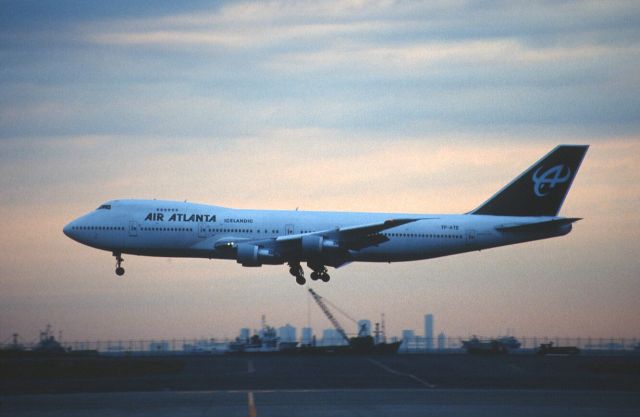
(63, 199, 572, 264)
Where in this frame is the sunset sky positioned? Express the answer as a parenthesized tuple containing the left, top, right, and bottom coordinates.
(1, 1, 639, 344)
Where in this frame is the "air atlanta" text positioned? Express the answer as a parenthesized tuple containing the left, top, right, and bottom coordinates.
(144, 212, 216, 222)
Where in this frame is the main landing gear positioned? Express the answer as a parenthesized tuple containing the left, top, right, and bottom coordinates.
(114, 252, 125, 276)
(289, 262, 331, 285)
(309, 264, 330, 283)
(289, 262, 305, 285)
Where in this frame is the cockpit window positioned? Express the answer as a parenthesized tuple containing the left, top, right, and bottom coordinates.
(97, 204, 112, 210)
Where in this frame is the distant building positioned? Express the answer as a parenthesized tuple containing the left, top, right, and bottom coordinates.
(402, 329, 415, 340)
(149, 341, 169, 352)
(301, 327, 313, 345)
(321, 328, 347, 346)
(278, 324, 296, 343)
(437, 332, 446, 350)
(239, 328, 250, 342)
(183, 339, 229, 354)
(357, 319, 371, 336)
(106, 345, 127, 355)
(424, 314, 434, 350)
(402, 329, 415, 351)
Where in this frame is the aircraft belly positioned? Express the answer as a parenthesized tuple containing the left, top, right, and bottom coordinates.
(121, 248, 224, 258)
(352, 241, 446, 262)
(124, 233, 199, 255)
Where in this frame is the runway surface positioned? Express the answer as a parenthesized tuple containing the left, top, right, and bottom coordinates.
(2, 354, 639, 416)
(2, 389, 639, 417)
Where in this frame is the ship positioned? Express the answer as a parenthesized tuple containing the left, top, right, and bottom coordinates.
(462, 335, 521, 354)
(228, 316, 298, 353)
(536, 342, 580, 355)
(0, 325, 97, 358)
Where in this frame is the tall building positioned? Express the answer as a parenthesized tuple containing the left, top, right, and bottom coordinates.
(278, 324, 296, 342)
(424, 314, 434, 350)
(301, 327, 313, 345)
(357, 319, 371, 336)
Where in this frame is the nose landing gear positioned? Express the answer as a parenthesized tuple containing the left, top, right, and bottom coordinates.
(289, 262, 305, 285)
(114, 252, 125, 276)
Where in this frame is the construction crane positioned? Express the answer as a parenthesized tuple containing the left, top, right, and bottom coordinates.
(308, 288, 351, 345)
(307, 287, 402, 354)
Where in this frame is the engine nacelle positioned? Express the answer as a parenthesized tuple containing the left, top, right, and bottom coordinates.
(236, 243, 279, 267)
(301, 235, 340, 259)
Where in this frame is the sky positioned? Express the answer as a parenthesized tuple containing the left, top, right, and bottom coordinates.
(1, 0, 639, 344)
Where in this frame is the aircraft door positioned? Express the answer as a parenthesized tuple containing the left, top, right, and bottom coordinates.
(465, 229, 476, 246)
(198, 222, 207, 238)
(285, 224, 295, 235)
(129, 221, 138, 237)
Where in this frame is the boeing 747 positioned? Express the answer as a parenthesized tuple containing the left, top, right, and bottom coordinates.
(63, 145, 588, 285)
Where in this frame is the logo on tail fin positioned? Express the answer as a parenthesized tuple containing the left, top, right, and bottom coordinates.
(532, 165, 571, 197)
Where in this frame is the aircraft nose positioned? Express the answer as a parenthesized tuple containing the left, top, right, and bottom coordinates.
(63, 221, 75, 239)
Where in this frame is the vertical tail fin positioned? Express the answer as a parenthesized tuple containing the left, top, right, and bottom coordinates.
(471, 145, 588, 217)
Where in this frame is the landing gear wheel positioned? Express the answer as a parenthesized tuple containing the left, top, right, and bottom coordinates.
(113, 252, 125, 277)
(308, 263, 329, 283)
(288, 261, 305, 286)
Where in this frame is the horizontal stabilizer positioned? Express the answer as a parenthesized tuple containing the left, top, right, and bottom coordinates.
(496, 218, 582, 233)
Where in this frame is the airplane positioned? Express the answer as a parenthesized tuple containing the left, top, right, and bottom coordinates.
(63, 144, 588, 285)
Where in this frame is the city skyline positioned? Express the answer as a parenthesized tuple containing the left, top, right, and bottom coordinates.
(1, 1, 639, 342)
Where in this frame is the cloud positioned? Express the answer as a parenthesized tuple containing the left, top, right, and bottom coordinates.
(2, 1, 639, 139)
(81, 0, 640, 49)
(5, 1, 639, 140)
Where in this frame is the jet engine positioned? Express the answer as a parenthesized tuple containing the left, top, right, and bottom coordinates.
(301, 235, 341, 259)
(236, 243, 280, 267)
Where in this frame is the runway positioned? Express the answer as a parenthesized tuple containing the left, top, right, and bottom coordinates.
(1, 354, 639, 416)
(2, 389, 639, 417)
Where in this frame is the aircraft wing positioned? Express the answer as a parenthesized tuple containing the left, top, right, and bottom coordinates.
(276, 218, 421, 248)
(246, 218, 423, 257)
(317, 218, 428, 250)
(214, 218, 425, 267)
